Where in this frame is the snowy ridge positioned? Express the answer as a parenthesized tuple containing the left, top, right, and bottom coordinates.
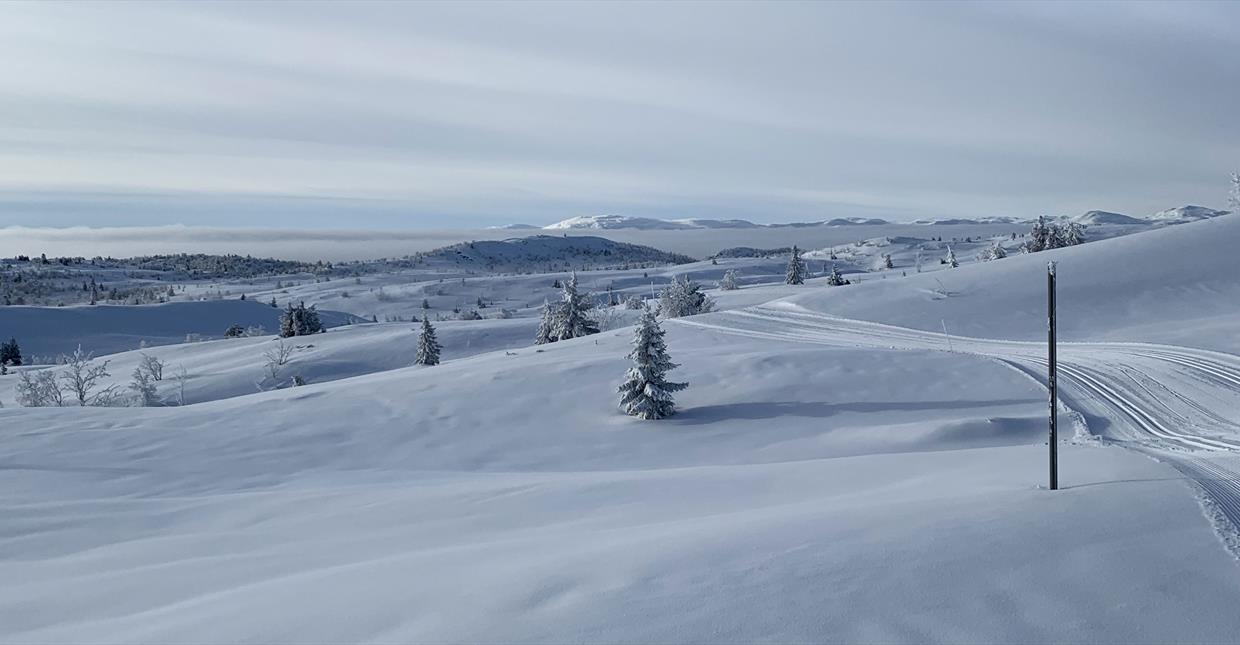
(542, 215, 889, 230)
(413, 235, 696, 271)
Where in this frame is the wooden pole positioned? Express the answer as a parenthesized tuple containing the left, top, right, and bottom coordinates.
(1048, 261, 1058, 490)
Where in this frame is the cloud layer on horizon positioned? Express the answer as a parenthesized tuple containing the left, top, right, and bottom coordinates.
(1, 1, 1237, 228)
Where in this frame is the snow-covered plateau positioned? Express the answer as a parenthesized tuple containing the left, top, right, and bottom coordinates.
(4, 215, 1240, 643)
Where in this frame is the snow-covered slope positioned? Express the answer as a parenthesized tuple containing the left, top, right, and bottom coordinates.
(781, 213, 1240, 351)
(8, 309, 1240, 642)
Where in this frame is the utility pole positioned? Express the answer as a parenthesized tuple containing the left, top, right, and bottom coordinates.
(1048, 261, 1058, 490)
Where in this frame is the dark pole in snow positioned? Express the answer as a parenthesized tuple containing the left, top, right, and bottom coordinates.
(1048, 261, 1058, 491)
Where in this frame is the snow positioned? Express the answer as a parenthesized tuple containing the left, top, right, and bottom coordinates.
(5, 214, 1240, 642)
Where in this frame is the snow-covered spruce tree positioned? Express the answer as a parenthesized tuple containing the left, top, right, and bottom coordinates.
(826, 263, 849, 286)
(416, 318, 441, 366)
(785, 246, 806, 285)
(552, 272, 599, 341)
(0, 338, 22, 366)
(882, 254, 894, 270)
(1063, 222, 1086, 246)
(1025, 216, 1050, 253)
(659, 275, 715, 318)
(719, 269, 738, 290)
(279, 302, 325, 337)
(534, 299, 558, 345)
(617, 307, 687, 420)
(1046, 222, 1067, 249)
(945, 247, 959, 268)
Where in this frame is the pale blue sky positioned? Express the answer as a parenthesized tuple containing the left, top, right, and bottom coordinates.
(1, 1, 1237, 228)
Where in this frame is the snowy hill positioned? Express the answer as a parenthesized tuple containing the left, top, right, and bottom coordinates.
(1072, 210, 1148, 226)
(412, 235, 696, 271)
(1147, 204, 1230, 223)
(0, 299, 361, 359)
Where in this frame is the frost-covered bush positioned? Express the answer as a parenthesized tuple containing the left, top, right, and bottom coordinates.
(658, 275, 714, 318)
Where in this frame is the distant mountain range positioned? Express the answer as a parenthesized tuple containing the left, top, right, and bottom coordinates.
(493, 207, 1231, 231)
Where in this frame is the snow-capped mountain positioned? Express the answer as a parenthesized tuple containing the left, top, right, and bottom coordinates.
(1072, 210, 1148, 226)
(541, 215, 889, 230)
(1147, 205, 1230, 223)
(543, 215, 701, 230)
(910, 216, 1029, 225)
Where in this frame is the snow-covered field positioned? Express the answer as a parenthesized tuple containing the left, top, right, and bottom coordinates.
(4, 215, 1240, 642)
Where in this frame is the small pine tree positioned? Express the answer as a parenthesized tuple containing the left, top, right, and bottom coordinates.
(945, 247, 959, 268)
(0, 338, 22, 366)
(617, 307, 687, 420)
(882, 254, 894, 269)
(534, 299, 558, 345)
(659, 275, 715, 318)
(416, 318, 441, 366)
(719, 269, 739, 290)
(826, 264, 849, 286)
(785, 246, 806, 285)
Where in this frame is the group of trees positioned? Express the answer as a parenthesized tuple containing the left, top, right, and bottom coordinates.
(279, 302, 324, 338)
(1023, 216, 1087, 253)
(535, 273, 600, 344)
(14, 346, 161, 408)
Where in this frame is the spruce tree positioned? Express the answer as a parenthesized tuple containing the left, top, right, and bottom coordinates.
(719, 269, 738, 290)
(553, 272, 599, 341)
(0, 338, 22, 366)
(534, 299, 558, 345)
(945, 247, 959, 268)
(416, 318, 441, 366)
(826, 264, 848, 286)
(617, 307, 687, 420)
(785, 246, 806, 285)
(1063, 222, 1086, 246)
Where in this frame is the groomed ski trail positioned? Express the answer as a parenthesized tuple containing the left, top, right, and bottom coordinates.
(674, 304, 1240, 541)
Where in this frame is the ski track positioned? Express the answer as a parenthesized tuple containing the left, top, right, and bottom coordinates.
(674, 305, 1240, 543)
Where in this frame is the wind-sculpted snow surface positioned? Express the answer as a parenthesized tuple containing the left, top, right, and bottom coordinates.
(677, 304, 1240, 542)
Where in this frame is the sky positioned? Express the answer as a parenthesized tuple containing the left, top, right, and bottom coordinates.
(0, 0, 1237, 229)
